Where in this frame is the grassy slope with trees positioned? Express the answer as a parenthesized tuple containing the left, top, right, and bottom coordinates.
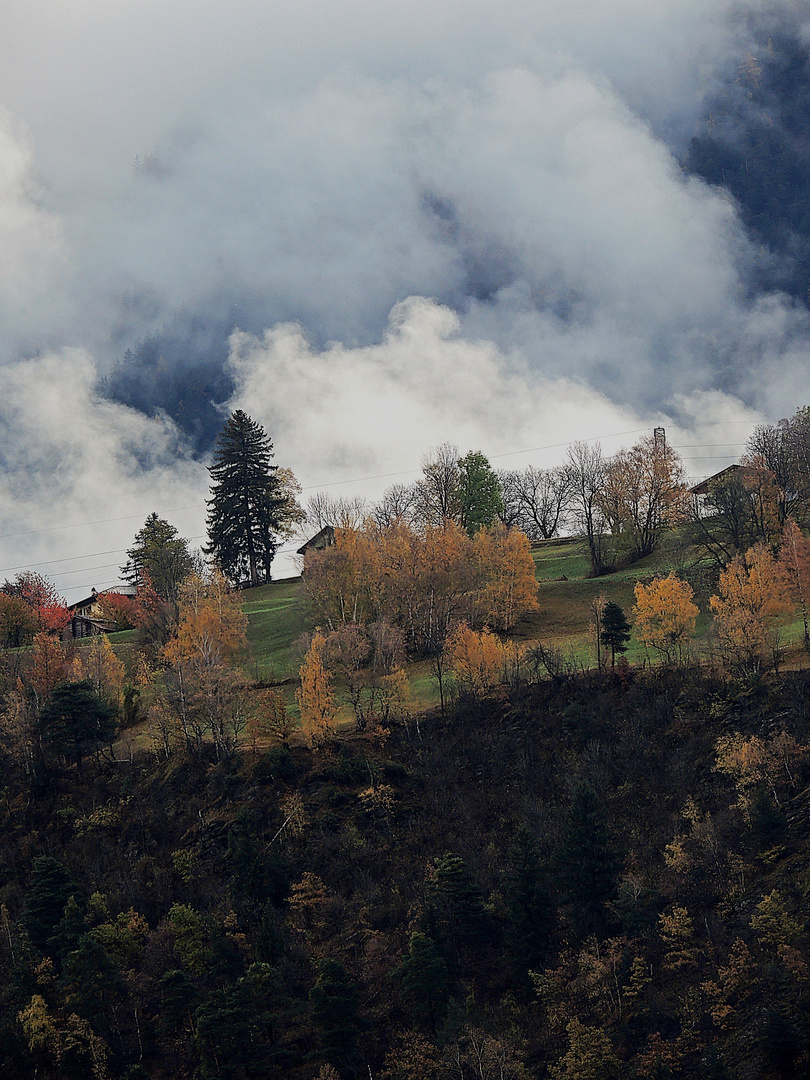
(2, 639, 810, 1078)
(5, 416, 810, 1077)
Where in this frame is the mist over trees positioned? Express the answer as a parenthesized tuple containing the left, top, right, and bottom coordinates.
(685, 16, 810, 307)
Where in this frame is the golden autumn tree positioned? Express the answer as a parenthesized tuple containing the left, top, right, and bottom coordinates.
(709, 545, 790, 675)
(28, 631, 68, 710)
(473, 524, 539, 630)
(302, 524, 381, 630)
(632, 574, 699, 665)
(777, 518, 810, 647)
(162, 570, 249, 759)
(296, 629, 337, 748)
(303, 516, 538, 657)
(599, 434, 689, 562)
(714, 730, 806, 812)
(443, 621, 505, 698)
(70, 634, 125, 706)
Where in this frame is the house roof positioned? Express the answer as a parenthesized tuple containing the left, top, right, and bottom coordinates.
(689, 464, 759, 496)
(296, 525, 336, 556)
(68, 584, 137, 612)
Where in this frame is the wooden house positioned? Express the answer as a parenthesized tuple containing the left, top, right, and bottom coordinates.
(66, 585, 136, 639)
(296, 525, 336, 558)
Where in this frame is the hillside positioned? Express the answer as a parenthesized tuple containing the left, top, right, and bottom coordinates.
(2, 663, 810, 1078)
(236, 535, 807, 734)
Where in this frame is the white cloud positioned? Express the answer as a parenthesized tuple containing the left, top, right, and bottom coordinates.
(227, 295, 762, 495)
(0, 0, 806, 590)
(0, 349, 207, 599)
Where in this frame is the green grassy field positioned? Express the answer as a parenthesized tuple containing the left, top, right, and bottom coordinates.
(139, 534, 803, 735)
(100, 531, 810, 754)
(241, 577, 310, 681)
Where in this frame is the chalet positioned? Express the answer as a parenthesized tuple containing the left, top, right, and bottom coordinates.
(689, 464, 746, 497)
(296, 525, 336, 558)
(66, 585, 136, 639)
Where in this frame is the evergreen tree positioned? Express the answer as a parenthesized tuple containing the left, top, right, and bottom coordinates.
(38, 681, 118, 773)
(121, 513, 193, 602)
(394, 931, 450, 1033)
(458, 450, 504, 536)
(206, 411, 288, 587)
(555, 782, 618, 939)
(309, 958, 362, 1070)
(600, 601, 631, 669)
(505, 825, 554, 978)
(428, 852, 489, 951)
(23, 857, 82, 956)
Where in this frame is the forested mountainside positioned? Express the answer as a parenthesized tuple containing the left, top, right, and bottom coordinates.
(2, 665, 810, 1079)
(686, 21, 810, 306)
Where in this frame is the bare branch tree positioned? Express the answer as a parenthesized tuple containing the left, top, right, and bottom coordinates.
(565, 442, 611, 576)
(499, 465, 573, 539)
(305, 492, 368, 532)
(414, 443, 460, 526)
(372, 483, 420, 528)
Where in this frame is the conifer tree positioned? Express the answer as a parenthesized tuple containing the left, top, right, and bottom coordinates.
(37, 681, 118, 774)
(23, 857, 82, 956)
(506, 825, 554, 977)
(555, 782, 618, 939)
(394, 931, 450, 1033)
(122, 513, 194, 602)
(206, 411, 288, 587)
(599, 601, 631, 669)
(309, 958, 362, 1070)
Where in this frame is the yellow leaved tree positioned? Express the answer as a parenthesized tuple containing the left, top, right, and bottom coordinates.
(632, 574, 699, 665)
(296, 630, 336, 748)
(709, 545, 790, 675)
(443, 621, 505, 697)
(161, 570, 248, 759)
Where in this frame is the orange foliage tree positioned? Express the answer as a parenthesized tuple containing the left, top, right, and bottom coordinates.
(296, 630, 336, 749)
(4, 572, 69, 637)
(303, 519, 538, 654)
(714, 731, 806, 811)
(96, 591, 139, 631)
(599, 435, 689, 561)
(443, 622, 506, 698)
(162, 571, 249, 759)
(0, 593, 37, 649)
(632, 574, 699, 665)
(472, 525, 539, 630)
(70, 635, 125, 706)
(28, 631, 68, 710)
(709, 545, 790, 675)
(777, 518, 810, 647)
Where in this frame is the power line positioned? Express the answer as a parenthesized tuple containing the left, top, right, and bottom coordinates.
(0, 419, 759, 545)
(0, 419, 762, 590)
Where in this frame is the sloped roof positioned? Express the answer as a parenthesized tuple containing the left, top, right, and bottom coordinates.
(296, 525, 336, 556)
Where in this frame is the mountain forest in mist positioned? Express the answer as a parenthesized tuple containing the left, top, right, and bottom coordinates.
(6, 2, 810, 1078)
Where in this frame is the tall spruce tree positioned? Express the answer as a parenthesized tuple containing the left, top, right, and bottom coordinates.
(555, 781, 618, 939)
(206, 411, 287, 587)
(506, 825, 554, 978)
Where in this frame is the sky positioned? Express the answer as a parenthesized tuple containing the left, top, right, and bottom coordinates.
(0, 0, 807, 597)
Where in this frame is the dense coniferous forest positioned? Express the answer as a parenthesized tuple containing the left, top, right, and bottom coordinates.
(3, 661, 810, 1078)
(6, 412, 810, 1076)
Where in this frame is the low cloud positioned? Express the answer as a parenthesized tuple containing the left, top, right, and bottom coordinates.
(0, 0, 806, 591)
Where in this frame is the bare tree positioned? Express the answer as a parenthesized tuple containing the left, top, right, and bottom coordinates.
(565, 442, 611, 576)
(499, 465, 573, 540)
(372, 483, 420, 528)
(414, 443, 461, 526)
(305, 491, 368, 531)
(598, 436, 688, 562)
